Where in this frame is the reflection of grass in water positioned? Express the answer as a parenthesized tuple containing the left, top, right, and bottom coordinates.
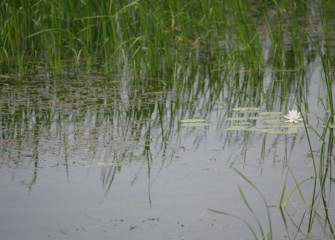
(277, 110, 334, 238)
(211, 16, 335, 238)
(0, 70, 177, 192)
(1, 0, 335, 237)
(277, 24, 335, 237)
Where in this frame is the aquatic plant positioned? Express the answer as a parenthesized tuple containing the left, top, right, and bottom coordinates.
(209, 168, 273, 240)
(1, 0, 334, 239)
(283, 110, 302, 124)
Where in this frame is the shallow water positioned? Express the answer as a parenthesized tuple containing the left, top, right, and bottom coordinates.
(1, 57, 334, 240)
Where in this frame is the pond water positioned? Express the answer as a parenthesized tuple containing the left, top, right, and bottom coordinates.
(1, 53, 335, 239)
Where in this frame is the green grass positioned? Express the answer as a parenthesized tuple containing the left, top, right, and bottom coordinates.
(2, 0, 331, 77)
(1, 0, 335, 238)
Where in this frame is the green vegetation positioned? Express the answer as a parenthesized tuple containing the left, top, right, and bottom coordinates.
(1, 0, 335, 239)
(0, 0, 332, 77)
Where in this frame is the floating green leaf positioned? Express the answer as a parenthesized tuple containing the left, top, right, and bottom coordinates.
(180, 119, 206, 123)
(226, 109, 303, 135)
(181, 122, 209, 127)
(226, 117, 250, 121)
(180, 119, 208, 127)
(232, 107, 260, 113)
(263, 128, 298, 134)
(89, 162, 114, 167)
(258, 112, 282, 116)
(263, 119, 284, 124)
(227, 125, 249, 131)
(282, 123, 304, 128)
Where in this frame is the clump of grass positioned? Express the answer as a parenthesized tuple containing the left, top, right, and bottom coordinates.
(0, 0, 322, 78)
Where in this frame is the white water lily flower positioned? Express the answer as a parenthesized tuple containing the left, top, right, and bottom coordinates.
(284, 110, 302, 123)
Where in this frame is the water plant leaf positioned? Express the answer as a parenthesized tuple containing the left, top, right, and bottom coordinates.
(180, 119, 206, 123)
(238, 186, 266, 239)
(227, 125, 249, 131)
(180, 119, 208, 127)
(233, 107, 260, 113)
(226, 117, 250, 121)
(89, 162, 114, 167)
(181, 122, 209, 127)
(248, 116, 276, 120)
(258, 112, 282, 116)
(233, 168, 273, 238)
(282, 123, 304, 128)
(208, 209, 258, 240)
(226, 109, 304, 135)
(263, 119, 284, 124)
(248, 126, 273, 131)
(263, 128, 298, 134)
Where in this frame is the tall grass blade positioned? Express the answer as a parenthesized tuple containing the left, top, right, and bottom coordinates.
(207, 209, 258, 240)
(238, 185, 266, 239)
(233, 168, 273, 239)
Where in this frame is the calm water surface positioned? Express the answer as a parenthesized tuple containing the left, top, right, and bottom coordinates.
(0, 58, 334, 240)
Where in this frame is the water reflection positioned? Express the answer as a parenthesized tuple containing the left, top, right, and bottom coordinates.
(0, 44, 334, 239)
(0, 47, 323, 188)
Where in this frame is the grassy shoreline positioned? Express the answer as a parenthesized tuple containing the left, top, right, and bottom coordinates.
(1, 0, 333, 76)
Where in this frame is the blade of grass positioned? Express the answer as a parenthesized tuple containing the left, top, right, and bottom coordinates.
(233, 167, 273, 239)
(238, 185, 266, 239)
(207, 208, 258, 240)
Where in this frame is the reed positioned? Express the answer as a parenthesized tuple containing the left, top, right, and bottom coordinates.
(209, 168, 273, 240)
(1, 0, 334, 238)
(0, 0, 300, 76)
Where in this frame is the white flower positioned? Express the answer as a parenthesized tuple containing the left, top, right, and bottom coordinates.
(284, 110, 302, 123)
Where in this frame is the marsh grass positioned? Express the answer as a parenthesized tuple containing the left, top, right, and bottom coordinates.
(1, 0, 335, 238)
(0, 0, 319, 77)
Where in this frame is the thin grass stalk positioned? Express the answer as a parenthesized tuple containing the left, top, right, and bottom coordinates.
(314, 12, 335, 231)
(234, 168, 273, 239)
(208, 209, 259, 240)
(278, 207, 291, 239)
(297, 107, 317, 233)
(279, 168, 289, 207)
(238, 185, 266, 238)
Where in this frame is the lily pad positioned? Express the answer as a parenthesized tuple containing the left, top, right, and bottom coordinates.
(232, 107, 260, 113)
(89, 162, 114, 167)
(263, 119, 284, 124)
(226, 117, 250, 121)
(248, 126, 274, 131)
(181, 122, 209, 127)
(258, 112, 282, 116)
(180, 119, 208, 127)
(226, 109, 305, 134)
(281, 123, 304, 128)
(180, 119, 206, 123)
(227, 125, 249, 131)
(263, 128, 298, 134)
(248, 116, 274, 120)
(230, 122, 250, 126)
